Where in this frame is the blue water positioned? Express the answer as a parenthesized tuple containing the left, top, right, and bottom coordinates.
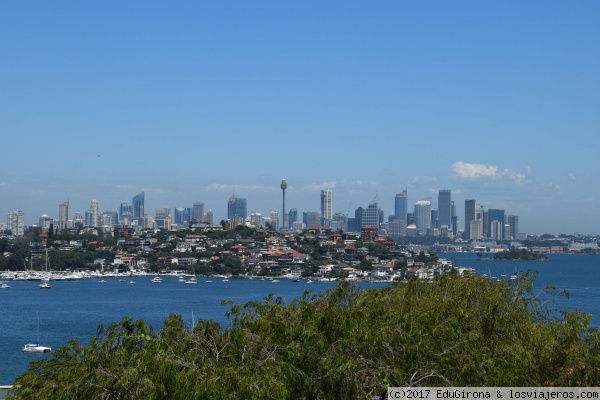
(1, 253, 598, 384)
(0, 277, 370, 384)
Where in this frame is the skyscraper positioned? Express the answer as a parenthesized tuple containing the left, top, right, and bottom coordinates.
(281, 179, 287, 229)
(288, 208, 298, 228)
(320, 188, 333, 226)
(487, 209, 505, 240)
(507, 214, 519, 240)
(361, 197, 379, 229)
(192, 202, 205, 223)
(119, 202, 133, 225)
(414, 198, 432, 236)
(394, 190, 408, 223)
(270, 211, 279, 229)
(464, 199, 476, 239)
(227, 195, 247, 221)
(205, 209, 214, 225)
(7, 211, 25, 236)
(438, 190, 452, 229)
(89, 199, 99, 227)
(59, 201, 70, 230)
(132, 192, 145, 225)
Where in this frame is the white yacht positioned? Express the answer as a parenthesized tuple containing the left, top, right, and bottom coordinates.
(22, 342, 51, 353)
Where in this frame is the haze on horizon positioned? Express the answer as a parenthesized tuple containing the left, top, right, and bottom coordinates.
(1, 2, 598, 236)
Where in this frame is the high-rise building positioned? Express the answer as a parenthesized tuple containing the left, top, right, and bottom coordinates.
(101, 211, 118, 227)
(74, 211, 83, 227)
(132, 192, 145, 225)
(192, 202, 205, 223)
(281, 179, 287, 229)
(155, 207, 171, 230)
(414, 198, 432, 236)
(354, 206, 365, 232)
(305, 212, 321, 228)
(320, 188, 333, 226)
(59, 201, 70, 230)
(507, 214, 519, 240)
(270, 211, 279, 229)
(7, 211, 25, 236)
(38, 214, 53, 230)
(119, 202, 133, 225)
(89, 199, 99, 227)
(288, 208, 298, 228)
(394, 190, 408, 223)
(227, 195, 247, 221)
(205, 209, 214, 225)
(361, 197, 379, 229)
(438, 190, 452, 230)
(174, 207, 186, 226)
(464, 199, 476, 239)
(488, 209, 505, 240)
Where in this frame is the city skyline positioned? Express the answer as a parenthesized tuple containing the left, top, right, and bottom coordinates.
(1, 3, 599, 235)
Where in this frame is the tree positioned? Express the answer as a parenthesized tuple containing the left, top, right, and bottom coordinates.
(13, 273, 600, 399)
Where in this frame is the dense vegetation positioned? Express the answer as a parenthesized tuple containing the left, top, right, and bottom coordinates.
(12, 273, 600, 399)
(493, 248, 547, 261)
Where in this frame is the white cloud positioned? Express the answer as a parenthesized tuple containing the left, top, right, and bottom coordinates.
(452, 162, 531, 185)
(568, 172, 577, 181)
(452, 162, 498, 179)
(412, 176, 438, 184)
(304, 181, 337, 191)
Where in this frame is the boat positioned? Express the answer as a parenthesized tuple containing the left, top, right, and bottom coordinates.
(184, 280, 198, 284)
(39, 280, 52, 289)
(99, 279, 107, 283)
(39, 249, 52, 289)
(222, 279, 229, 282)
(0, 282, 9, 289)
(22, 313, 51, 353)
(129, 280, 136, 284)
(205, 280, 213, 283)
(151, 276, 162, 283)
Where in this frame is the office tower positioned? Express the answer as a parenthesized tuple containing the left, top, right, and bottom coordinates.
(507, 214, 519, 240)
(438, 190, 452, 229)
(288, 208, 298, 228)
(250, 212, 263, 227)
(119, 202, 133, 225)
(174, 207, 186, 226)
(394, 190, 408, 223)
(155, 207, 171, 230)
(74, 211, 83, 227)
(430, 209, 439, 229)
(132, 192, 145, 225)
(464, 199, 476, 239)
(270, 211, 279, 229)
(414, 198, 432, 236)
(488, 209, 505, 240)
(89, 199, 99, 227)
(205, 209, 214, 225)
(332, 212, 347, 231)
(192, 202, 205, 223)
(320, 188, 333, 226)
(7, 211, 25, 236)
(305, 212, 321, 228)
(101, 211, 118, 226)
(59, 201, 69, 230)
(281, 179, 287, 229)
(361, 197, 379, 229)
(354, 206, 364, 232)
(227, 195, 247, 221)
(490, 220, 503, 240)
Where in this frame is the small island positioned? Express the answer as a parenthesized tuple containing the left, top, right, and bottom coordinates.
(493, 248, 547, 261)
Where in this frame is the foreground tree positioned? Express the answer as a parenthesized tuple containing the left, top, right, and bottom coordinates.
(13, 273, 600, 399)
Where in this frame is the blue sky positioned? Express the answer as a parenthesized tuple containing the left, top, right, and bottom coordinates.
(1, 2, 599, 235)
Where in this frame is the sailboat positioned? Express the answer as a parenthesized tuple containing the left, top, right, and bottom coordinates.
(22, 312, 51, 352)
(39, 248, 52, 289)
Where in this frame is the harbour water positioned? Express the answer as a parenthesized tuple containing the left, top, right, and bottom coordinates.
(1, 253, 598, 384)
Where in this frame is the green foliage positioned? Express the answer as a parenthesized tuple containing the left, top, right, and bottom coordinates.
(13, 275, 600, 399)
(494, 248, 547, 261)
